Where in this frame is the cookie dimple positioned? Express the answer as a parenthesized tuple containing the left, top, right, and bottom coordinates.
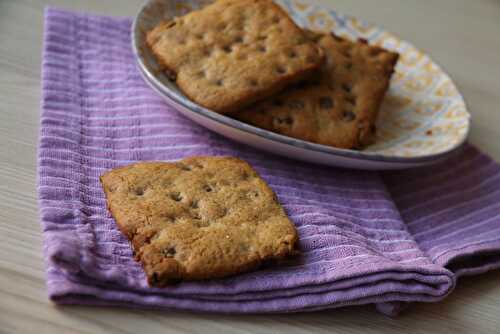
(257, 44, 267, 52)
(288, 50, 298, 58)
(341, 83, 352, 93)
(170, 192, 183, 202)
(345, 94, 357, 106)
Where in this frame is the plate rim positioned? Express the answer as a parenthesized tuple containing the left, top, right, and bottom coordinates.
(131, 0, 470, 165)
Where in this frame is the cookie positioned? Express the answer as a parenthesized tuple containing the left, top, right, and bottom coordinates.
(100, 156, 298, 286)
(232, 31, 399, 149)
(146, 0, 324, 114)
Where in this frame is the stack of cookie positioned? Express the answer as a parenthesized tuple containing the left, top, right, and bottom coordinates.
(147, 0, 399, 149)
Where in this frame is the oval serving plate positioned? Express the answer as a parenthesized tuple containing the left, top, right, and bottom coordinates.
(132, 0, 470, 170)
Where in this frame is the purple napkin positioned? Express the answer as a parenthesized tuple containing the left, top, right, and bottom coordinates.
(38, 8, 500, 316)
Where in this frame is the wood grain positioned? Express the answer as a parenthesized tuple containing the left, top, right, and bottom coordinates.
(1, 0, 499, 333)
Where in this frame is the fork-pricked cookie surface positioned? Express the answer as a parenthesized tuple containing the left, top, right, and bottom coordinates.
(146, 0, 323, 114)
(100, 156, 298, 286)
(233, 31, 399, 149)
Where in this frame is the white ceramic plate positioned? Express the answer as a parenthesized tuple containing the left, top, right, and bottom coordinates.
(131, 0, 470, 170)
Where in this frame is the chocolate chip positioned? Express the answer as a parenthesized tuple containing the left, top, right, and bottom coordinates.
(234, 36, 243, 43)
(248, 190, 260, 198)
(274, 116, 293, 126)
(287, 100, 304, 110)
(165, 69, 177, 81)
(170, 192, 182, 201)
(215, 79, 224, 86)
(342, 83, 352, 93)
(345, 95, 356, 105)
(288, 50, 298, 58)
(203, 185, 213, 192)
(276, 66, 287, 75)
(135, 188, 144, 196)
(358, 38, 369, 44)
(162, 247, 176, 257)
(177, 163, 192, 171)
(191, 200, 199, 209)
(222, 45, 232, 53)
(319, 96, 334, 109)
(343, 111, 356, 122)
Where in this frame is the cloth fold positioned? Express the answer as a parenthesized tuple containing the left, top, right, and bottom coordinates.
(38, 7, 500, 316)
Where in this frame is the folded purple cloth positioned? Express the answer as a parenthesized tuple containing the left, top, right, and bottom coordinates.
(38, 8, 500, 316)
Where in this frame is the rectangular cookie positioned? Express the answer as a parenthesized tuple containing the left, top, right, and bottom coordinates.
(146, 0, 324, 114)
(232, 31, 399, 149)
(100, 156, 298, 286)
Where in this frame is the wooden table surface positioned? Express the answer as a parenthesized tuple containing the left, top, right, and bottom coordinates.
(1, 0, 500, 333)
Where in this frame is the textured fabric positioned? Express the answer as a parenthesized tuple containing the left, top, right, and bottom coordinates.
(38, 8, 500, 316)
